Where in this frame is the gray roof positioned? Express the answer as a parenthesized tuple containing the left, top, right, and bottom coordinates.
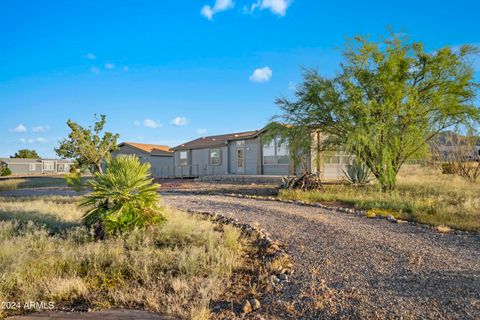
(173, 129, 264, 151)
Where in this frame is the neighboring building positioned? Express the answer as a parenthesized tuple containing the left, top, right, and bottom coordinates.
(111, 142, 174, 177)
(0, 158, 73, 175)
(170, 128, 349, 179)
(430, 131, 480, 162)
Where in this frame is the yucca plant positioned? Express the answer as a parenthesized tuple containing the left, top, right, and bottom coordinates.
(343, 158, 371, 185)
(81, 155, 164, 236)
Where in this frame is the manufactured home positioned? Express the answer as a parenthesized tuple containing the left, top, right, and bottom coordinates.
(0, 158, 73, 175)
(170, 128, 349, 179)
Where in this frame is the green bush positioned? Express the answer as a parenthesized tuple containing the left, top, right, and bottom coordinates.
(1, 167, 12, 176)
(81, 155, 164, 236)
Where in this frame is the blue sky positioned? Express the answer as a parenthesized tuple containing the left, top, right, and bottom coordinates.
(1, 0, 479, 158)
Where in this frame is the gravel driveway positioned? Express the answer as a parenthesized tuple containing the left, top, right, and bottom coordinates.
(162, 192, 480, 319)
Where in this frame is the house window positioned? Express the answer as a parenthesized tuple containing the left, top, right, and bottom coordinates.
(263, 137, 289, 165)
(263, 141, 276, 165)
(209, 148, 221, 166)
(29, 163, 36, 171)
(179, 151, 188, 166)
(43, 161, 54, 171)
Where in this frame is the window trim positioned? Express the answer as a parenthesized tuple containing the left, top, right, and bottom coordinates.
(209, 148, 222, 166)
(29, 163, 36, 171)
(237, 147, 245, 169)
(179, 151, 188, 167)
(262, 137, 290, 166)
(43, 161, 55, 171)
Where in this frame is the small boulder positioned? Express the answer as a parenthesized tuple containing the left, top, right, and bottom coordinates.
(436, 225, 452, 233)
(249, 298, 261, 311)
(242, 299, 252, 314)
(278, 273, 288, 281)
(386, 214, 397, 223)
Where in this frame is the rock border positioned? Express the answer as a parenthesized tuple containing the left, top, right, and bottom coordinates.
(168, 190, 474, 235)
(183, 208, 293, 316)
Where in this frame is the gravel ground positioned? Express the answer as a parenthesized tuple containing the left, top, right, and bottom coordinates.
(162, 192, 480, 319)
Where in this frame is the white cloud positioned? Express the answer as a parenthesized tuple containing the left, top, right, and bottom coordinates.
(201, 0, 234, 20)
(201, 5, 215, 19)
(32, 125, 50, 133)
(249, 66, 272, 82)
(171, 117, 188, 126)
(86, 53, 96, 60)
(11, 124, 27, 133)
(28, 137, 47, 144)
(91, 67, 100, 74)
(123, 66, 129, 72)
(19, 138, 26, 143)
(288, 81, 296, 90)
(105, 63, 115, 70)
(197, 128, 208, 135)
(143, 119, 161, 129)
(133, 120, 141, 126)
(246, 0, 291, 16)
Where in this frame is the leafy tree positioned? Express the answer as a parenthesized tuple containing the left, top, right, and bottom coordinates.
(56, 114, 119, 173)
(273, 33, 479, 191)
(81, 155, 164, 237)
(11, 149, 40, 159)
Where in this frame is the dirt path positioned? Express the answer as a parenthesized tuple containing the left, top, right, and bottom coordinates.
(8, 310, 175, 320)
(162, 192, 480, 319)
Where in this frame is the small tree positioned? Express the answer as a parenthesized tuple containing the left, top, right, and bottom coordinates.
(274, 33, 479, 191)
(11, 149, 40, 159)
(56, 114, 119, 173)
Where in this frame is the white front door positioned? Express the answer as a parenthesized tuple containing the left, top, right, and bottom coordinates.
(237, 148, 245, 174)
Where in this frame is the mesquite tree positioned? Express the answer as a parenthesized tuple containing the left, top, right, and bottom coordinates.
(275, 34, 479, 191)
(56, 115, 119, 173)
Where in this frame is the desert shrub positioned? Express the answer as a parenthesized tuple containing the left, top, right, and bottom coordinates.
(82, 155, 164, 236)
(441, 163, 457, 174)
(343, 159, 371, 184)
(1, 167, 12, 176)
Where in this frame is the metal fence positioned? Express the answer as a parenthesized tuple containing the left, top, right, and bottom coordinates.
(154, 164, 226, 178)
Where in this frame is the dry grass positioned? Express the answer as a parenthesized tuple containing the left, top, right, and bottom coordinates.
(0, 177, 68, 191)
(279, 165, 480, 232)
(0, 196, 244, 318)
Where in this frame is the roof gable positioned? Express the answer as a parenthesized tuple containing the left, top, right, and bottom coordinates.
(120, 142, 172, 154)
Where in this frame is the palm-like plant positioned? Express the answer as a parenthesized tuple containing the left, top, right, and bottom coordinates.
(82, 155, 164, 236)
